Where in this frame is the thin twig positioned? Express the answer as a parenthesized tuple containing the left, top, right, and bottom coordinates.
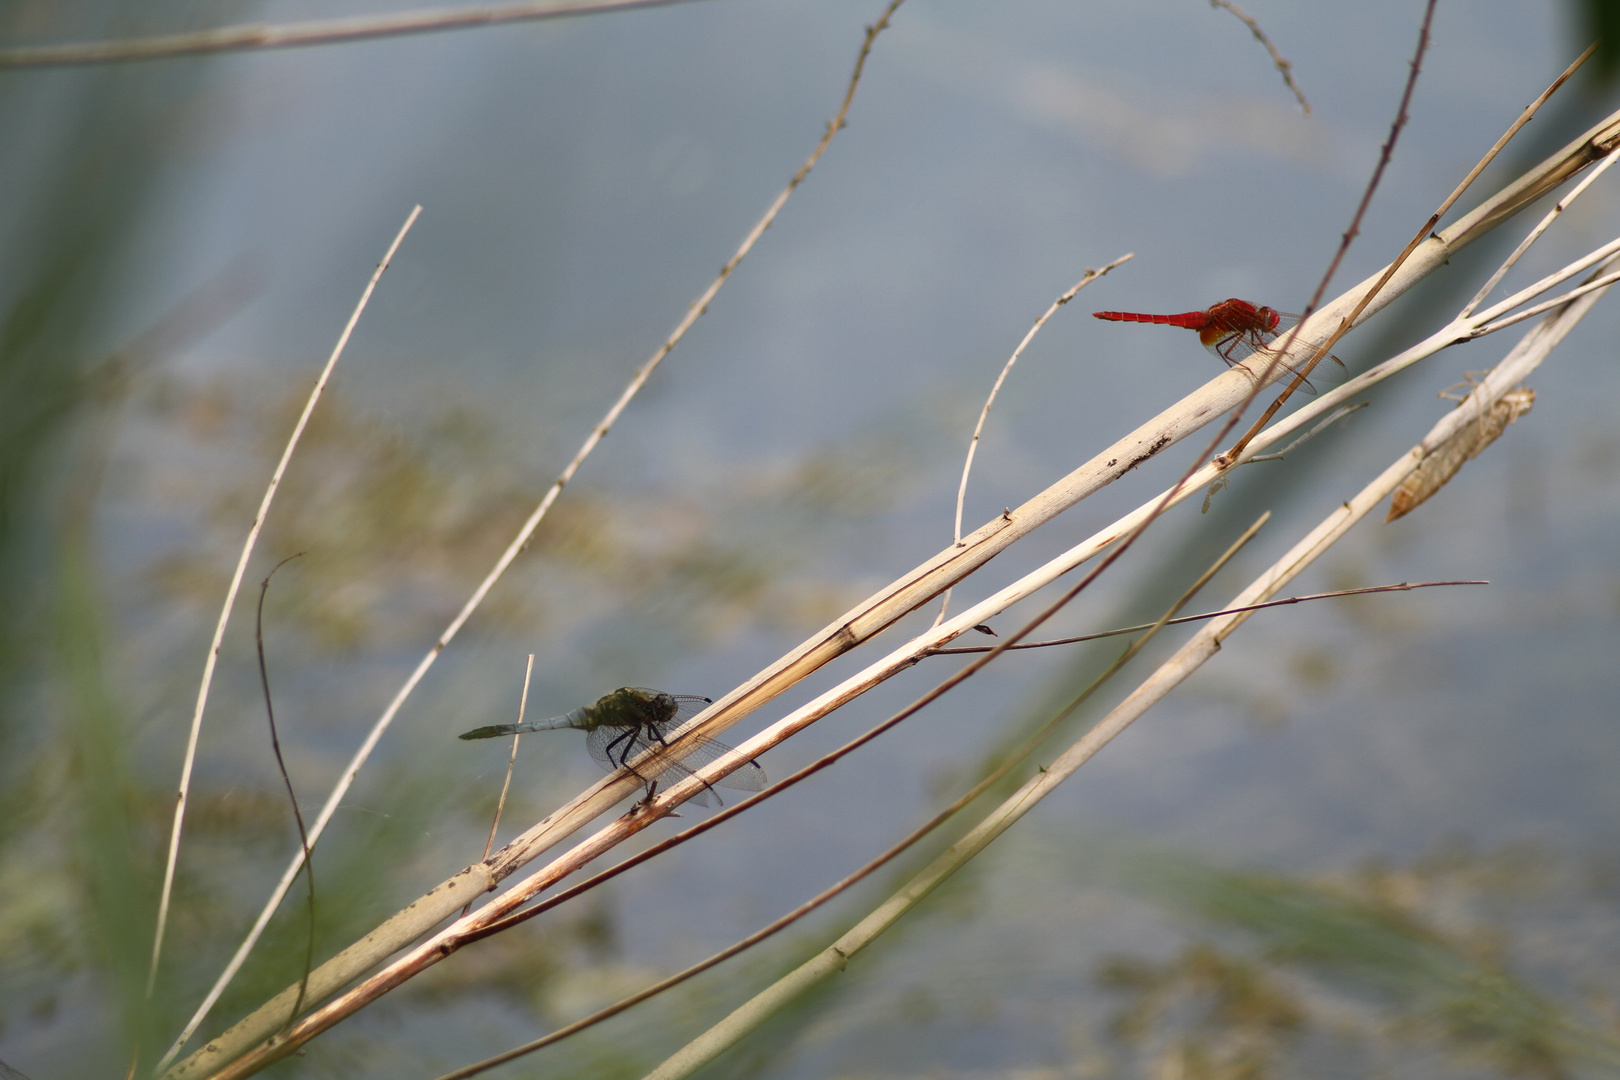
(1475, 236, 1620, 327)
(934, 255, 1132, 627)
(433, 516, 1271, 1080)
(0, 0, 713, 67)
(1432, 43, 1597, 231)
(162, 5, 902, 1074)
(1475, 260, 1620, 334)
(148, 205, 419, 1020)
(1209, 401, 1367, 512)
(927, 580, 1485, 654)
(462, 656, 534, 917)
(483, 656, 532, 861)
(1208, 0, 1310, 114)
(252, 555, 314, 1029)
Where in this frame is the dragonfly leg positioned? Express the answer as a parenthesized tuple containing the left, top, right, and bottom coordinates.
(630, 779, 660, 813)
(602, 727, 658, 803)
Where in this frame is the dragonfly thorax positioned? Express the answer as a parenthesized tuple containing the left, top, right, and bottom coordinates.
(1198, 299, 1282, 357)
(1203, 298, 1278, 333)
(585, 686, 681, 731)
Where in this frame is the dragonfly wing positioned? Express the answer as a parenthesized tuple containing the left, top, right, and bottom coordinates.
(623, 718, 763, 801)
(721, 759, 768, 792)
(643, 751, 718, 807)
(586, 721, 653, 773)
(580, 693, 729, 805)
(582, 722, 711, 803)
(658, 732, 768, 792)
(583, 717, 690, 780)
(630, 718, 721, 805)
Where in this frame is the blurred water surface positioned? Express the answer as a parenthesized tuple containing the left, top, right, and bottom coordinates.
(1, 1, 1617, 1077)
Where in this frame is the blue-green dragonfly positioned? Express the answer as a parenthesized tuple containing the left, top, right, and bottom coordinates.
(459, 686, 766, 807)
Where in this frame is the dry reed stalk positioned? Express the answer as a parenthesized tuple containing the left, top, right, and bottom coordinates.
(148, 205, 419, 1010)
(430, 516, 1274, 1080)
(640, 279, 1606, 1080)
(0, 0, 710, 67)
(934, 255, 1132, 629)
(1387, 388, 1536, 521)
(454, 102, 1620, 892)
(159, 5, 902, 1074)
(183, 107, 1620, 1079)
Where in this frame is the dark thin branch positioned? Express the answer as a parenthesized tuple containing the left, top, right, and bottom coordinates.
(927, 580, 1487, 655)
(253, 554, 313, 1028)
(1224, 22, 1598, 469)
(1222, 0, 1439, 463)
(0, 0, 712, 68)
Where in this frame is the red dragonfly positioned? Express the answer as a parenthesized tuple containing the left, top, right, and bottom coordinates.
(1093, 298, 1340, 395)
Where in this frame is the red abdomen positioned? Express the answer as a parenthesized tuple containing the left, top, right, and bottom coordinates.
(1092, 309, 1211, 330)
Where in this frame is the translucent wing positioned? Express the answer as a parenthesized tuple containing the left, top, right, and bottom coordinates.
(653, 732, 769, 793)
(584, 693, 765, 807)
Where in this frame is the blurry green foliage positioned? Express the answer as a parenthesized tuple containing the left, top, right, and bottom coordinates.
(1099, 841, 1620, 1079)
(0, 1, 230, 1064)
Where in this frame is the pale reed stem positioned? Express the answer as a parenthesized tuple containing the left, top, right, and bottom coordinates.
(148, 205, 420, 1004)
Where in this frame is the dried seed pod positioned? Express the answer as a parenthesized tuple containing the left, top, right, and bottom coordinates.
(1387, 387, 1535, 522)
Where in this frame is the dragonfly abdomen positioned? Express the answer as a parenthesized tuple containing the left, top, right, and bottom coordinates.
(1093, 309, 1211, 329)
